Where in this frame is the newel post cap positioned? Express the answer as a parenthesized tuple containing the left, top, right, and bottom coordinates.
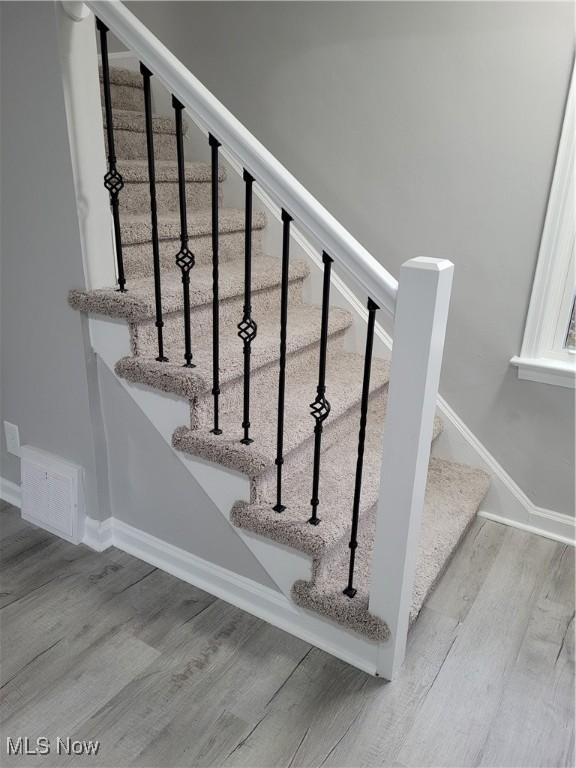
(401, 257, 454, 273)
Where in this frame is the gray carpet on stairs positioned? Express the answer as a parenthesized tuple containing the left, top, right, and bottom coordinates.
(70, 67, 490, 644)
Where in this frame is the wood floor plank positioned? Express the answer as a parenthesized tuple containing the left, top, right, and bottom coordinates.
(396, 528, 559, 768)
(0, 546, 155, 686)
(0, 505, 27, 537)
(320, 606, 461, 768)
(0, 536, 90, 608)
(0, 513, 572, 768)
(186, 710, 252, 768)
(1, 509, 53, 564)
(130, 622, 311, 767)
(0, 567, 215, 724)
(426, 518, 507, 622)
(1, 628, 160, 767)
(62, 600, 265, 767)
(221, 647, 372, 768)
(477, 544, 575, 768)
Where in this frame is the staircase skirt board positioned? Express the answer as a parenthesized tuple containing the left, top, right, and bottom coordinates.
(68, 65, 490, 669)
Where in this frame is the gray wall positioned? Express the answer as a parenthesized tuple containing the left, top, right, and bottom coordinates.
(117, 1, 575, 517)
(0, 1, 103, 521)
(0, 1, 276, 587)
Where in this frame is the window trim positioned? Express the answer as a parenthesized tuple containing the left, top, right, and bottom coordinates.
(511, 62, 575, 389)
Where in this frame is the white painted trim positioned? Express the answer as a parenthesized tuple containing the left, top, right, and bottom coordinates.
(83, 515, 114, 552)
(61, 1, 90, 21)
(512, 61, 575, 385)
(107, 51, 135, 62)
(510, 355, 576, 388)
(435, 398, 575, 546)
(478, 510, 575, 547)
(369, 258, 454, 681)
(85, 0, 398, 315)
(0, 477, 21, 509)
(83, 515, 384, 676)
(56, 2, 116, 291)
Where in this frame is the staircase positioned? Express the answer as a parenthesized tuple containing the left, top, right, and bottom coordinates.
(62, 1, 489, 679)
(70, 65, 488, 641)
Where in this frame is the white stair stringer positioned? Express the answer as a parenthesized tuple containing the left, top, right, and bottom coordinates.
(86, 314, 388, 675)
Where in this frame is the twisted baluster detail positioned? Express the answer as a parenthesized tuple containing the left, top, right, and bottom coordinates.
(238, 170, 256, 445)
(97, 18, 126, 292)
(172, 96, 195, 368)
(308, 252, 333, 525)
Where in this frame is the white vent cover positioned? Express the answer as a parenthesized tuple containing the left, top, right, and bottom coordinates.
(20, 446, 84, 544)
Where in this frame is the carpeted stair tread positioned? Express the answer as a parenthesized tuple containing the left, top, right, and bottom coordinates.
(69, 255, 309, 322)
(291, 458, 490, 641)
(172, 353, 391, 478)
(115, 304, 353, 400)
(120, 207, 266, 246)
(100, 66, 143, 89)
(231, 393, 443, 559)
(104, 108, 181, 135)
(118, 158, 225, 184)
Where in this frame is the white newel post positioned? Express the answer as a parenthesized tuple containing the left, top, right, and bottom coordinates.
(57, 1, 116, 290)
(369, 257, 454, 680)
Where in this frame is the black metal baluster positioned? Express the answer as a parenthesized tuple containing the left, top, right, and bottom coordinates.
(309, 252, 333, 525)
(343, 298, 379, 598)
(209, 134, 222, 434)
(273, 210, 293, 512)
(96, 18, 126, 293)
(141, 63, 167, 362)
(172, 96, 195, 368)
(238, 170, 257, 445)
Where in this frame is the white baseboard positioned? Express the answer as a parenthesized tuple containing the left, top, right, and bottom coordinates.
(83, 515, 114, 552)
(0, 477, 21, 508)
(478, 509, 575, 546)
(435, 398, 575, 546)
(82, 515, 383, 676)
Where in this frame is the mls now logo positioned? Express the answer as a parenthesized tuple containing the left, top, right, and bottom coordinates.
(6, 738, 50, 756)
(6, 737, 100, 756)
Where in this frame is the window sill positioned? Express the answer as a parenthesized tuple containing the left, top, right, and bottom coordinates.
(510, 356, 576, 388)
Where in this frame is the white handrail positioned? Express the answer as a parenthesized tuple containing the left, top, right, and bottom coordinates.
(85, 0, 398, 315)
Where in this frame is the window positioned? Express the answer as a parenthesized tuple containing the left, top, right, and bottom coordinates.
(511, 64, 576, 388)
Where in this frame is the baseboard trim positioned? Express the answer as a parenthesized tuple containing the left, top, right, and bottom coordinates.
(82, 516, 382, 675)
(437, 398, 575, 546)
(83, 515, 114, 552)
(478, 509, 575, 546)
(0, 477, 21, 508)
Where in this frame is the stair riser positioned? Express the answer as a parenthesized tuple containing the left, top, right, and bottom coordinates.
(101, 82, 143, 113)
(110, 129, 178, 161)
(130, 279, 305, 359)
(119, 179, 221, 215)
(191, 310, 344, 431)
(123, 229, 264, 280)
